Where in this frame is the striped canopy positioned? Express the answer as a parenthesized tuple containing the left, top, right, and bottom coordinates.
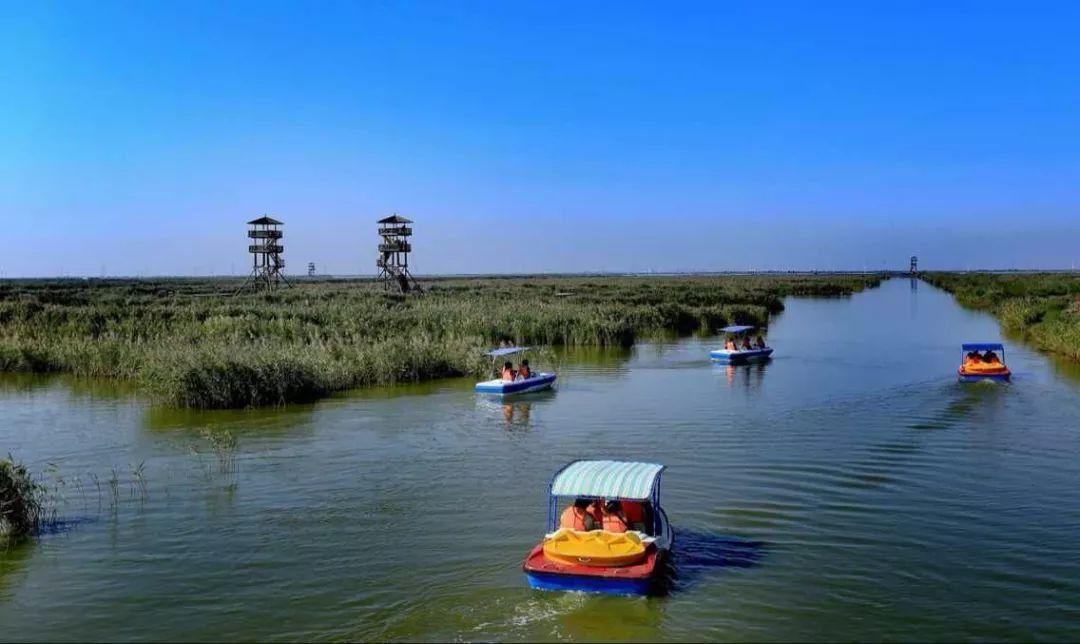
(550, 460, 665, 501)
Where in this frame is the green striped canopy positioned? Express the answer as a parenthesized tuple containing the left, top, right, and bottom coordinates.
(550, 460, 665, 501)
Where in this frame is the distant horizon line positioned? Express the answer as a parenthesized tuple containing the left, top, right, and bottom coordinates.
(1, 268, 1078, 280)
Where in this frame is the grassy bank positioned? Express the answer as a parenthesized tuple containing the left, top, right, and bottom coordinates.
(924, 272, 1080, 361)
(0, 274, 881, 408)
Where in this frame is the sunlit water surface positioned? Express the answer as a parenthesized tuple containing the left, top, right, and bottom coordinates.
(3, 279, 1080, 641)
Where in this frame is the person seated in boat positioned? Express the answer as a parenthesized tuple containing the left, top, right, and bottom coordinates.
(501, 361, 516, 381)
(724, 337, 738, 351)
(741, 336, 753, 350)
(518, 359, 532, 379)
(983, 350, 1000, 364)
(755, 335, 766, 349)
(621, 500, 648, 533)
(559, 498, 599, 531)
(600, 500, 628, 533)
(965, 351, 982, 365)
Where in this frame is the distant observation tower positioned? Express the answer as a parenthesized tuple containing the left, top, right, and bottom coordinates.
(376, 214, 422, 293)
(910, 255, 919, 275)
(240, 215, 290, 292)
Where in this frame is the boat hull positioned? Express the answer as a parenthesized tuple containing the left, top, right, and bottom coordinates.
(958, 367, 1011, 383)
(522, 544, 667, 596)
(525, 569, 657, 595)
(475, 372, 556, 395)
(710, 348, 773, 364)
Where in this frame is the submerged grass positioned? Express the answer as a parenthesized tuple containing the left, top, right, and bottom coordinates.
(0, 274, 880, 408)
(924, 272, 1080, 361)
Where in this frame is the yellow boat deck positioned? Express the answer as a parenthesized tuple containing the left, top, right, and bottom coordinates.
(542, 529, 648, 567)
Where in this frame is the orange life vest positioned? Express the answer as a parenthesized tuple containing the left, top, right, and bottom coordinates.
(602, 511, 628, 533)
(518, 366, 531, 379)
(560, 506, 597, 531)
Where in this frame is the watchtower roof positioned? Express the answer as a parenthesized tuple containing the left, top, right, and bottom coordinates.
(378, 214, 412, 224)
(248, 216, 283, 225)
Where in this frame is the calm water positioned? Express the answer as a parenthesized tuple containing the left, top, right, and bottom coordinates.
(4, 279, 1080, 642)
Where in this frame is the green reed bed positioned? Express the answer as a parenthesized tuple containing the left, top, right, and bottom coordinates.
(0, 274, 881, 408)
(924, 272, 1080, 361)
(0, 457, 41, 541)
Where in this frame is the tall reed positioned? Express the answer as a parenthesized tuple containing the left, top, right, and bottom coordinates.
(0, 274, 881, 408)
(0, 456, 41, 540)
(923, 272, 1080, 361)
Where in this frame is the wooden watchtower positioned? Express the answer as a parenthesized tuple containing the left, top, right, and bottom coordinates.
(241, 215, 290, 292)
(377, 214, 421, 293)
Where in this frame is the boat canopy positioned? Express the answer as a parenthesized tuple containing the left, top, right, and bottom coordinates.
(550, 460, 665, 501)
(962, 343, 1004, 352)
(720, 325, 755, 334)
(486, 346, 529, 357)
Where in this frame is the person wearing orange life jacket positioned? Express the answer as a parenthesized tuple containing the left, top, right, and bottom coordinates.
(983, 350, 1000, 364)
(501, 361, 516, 382)
(518, 359, 532, 380)
(600, 500, 629, 533)
(559, 498, 599, 531)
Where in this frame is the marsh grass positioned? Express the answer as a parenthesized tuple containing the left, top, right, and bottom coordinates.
(0, 456, 42, 540)
(924, 273, 1080, 361)
(0, 274, 880, 408)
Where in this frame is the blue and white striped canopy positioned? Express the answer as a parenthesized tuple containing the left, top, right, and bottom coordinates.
(962, 343, 1004, 352)
(486, 347, 529, 357)
(550, 460, 665, 501)
(720, 325, 755, 333)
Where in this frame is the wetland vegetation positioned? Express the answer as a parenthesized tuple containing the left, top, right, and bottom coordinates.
(924, 272, 1080, 361)
(0, 274, 880, 408)
(0, 456, 42, 541)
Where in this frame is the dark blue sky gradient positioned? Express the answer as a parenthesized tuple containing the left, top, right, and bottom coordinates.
(2, 2, 1078, 275)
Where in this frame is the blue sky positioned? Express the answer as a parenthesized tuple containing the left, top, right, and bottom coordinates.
(2, 1, 1079, 276)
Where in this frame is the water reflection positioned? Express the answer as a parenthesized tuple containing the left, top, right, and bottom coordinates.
(665, 529, 767, 593)
(476, 391, 556, 428)
(0, 540, 32, 600)
(0, 373, 135, 401)
(717, 362, 768, 390)
(142, 402, 317, 437)
(502, 401, 531, 426)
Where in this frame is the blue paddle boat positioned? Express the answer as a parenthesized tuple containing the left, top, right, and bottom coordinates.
(710, 325, 773, 364)
(958, 342, 1011, 382)
(523, 460, 673, 595)
(475, 347, 557, 395)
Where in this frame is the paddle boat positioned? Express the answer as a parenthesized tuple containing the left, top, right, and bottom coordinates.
(474, 347, 557, 395)
(523, 460, 673, 595)
(710, 325, 773, 364)
(958, 342, 1011, 382)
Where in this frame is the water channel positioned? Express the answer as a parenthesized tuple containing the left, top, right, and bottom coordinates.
(3, 278, 1080, 641)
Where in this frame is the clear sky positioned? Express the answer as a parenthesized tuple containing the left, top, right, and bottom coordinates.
(2, 1, 1079, 276)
